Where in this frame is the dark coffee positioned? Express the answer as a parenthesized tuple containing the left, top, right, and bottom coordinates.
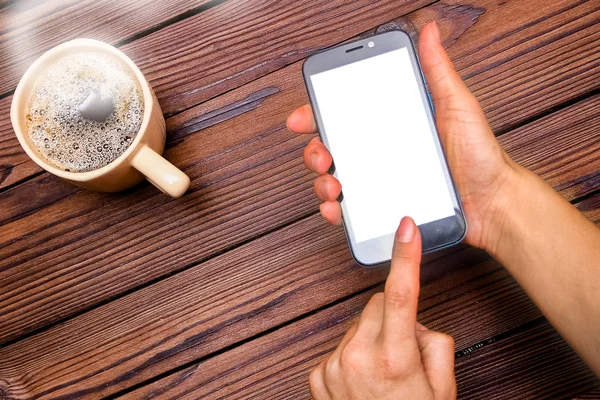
(25, 52, 144, 172)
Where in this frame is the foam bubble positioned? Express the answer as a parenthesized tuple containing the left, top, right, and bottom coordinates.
(25, 52, 144, 172)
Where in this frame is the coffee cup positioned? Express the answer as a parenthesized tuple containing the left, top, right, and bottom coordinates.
(10, 39, 190, 198)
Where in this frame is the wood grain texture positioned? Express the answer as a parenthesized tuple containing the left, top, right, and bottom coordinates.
(123, 272, 600, 399)
(0, 160, 40, 190)
(578, 192, 600, 225)
(129, 321, 599, 400)
(2, 0, 600, 188)
(454, 319, 600, 400)
(0, 96, 39, 189)
(2, 4, 600, 345)
(498, 94, 600, 201)
(1, 191, 598, 399)
(0, 173, 76, 225)
(0, 0, 218, 95)
(122, 289, 374, 400)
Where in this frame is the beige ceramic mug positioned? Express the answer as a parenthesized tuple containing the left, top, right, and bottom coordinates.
(11, 39, 190, 198)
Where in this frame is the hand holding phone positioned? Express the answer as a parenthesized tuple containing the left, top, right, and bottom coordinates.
(291, 23, 516, 266)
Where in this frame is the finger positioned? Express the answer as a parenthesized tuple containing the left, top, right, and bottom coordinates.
(320, 202, 342, 226)
(353, 293, 384, 342)
(304, 138, 333, 175)
(416, 321, 429, 331)
(416, 327, 457, 398)
(287, 104, 317, 134)
(321, 323, 357, 396)
(309, 362, 332, 400)
(418, 22, 474, 110)
(381, 217, 422, 359)
(314, 175, 342, 202)
(337, 322, 358, 352)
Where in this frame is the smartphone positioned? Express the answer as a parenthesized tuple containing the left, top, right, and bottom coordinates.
(302, 30, 466, 267)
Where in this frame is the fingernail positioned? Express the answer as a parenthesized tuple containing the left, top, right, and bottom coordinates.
(431, 21, 441, 43)
(396, 217, 415, 243)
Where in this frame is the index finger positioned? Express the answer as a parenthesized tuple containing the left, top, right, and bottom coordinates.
(287, 104, 317, 134)
(381, 217, 422, 353)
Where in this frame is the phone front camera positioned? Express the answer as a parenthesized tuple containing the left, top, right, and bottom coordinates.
(368, 41, 375, 48)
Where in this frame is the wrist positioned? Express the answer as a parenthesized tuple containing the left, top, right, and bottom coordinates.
(480, 160, 529, 259)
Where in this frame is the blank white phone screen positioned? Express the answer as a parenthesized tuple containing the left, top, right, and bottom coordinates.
(310, 48, 455, 244)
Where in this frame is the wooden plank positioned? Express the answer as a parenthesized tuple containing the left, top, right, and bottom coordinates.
(120, 289, 373, 400)
(0, 160, 40, 190)
(0, 192, 598, 398)
(0, 96, 40, 189)
(578, 192, 600, 225)
(0, 216, 380, 398)
(0, 173, 77, 225)
(0, 0, 218, 95)
(498, 94, 600, 201)
(2, 0, 599, 188)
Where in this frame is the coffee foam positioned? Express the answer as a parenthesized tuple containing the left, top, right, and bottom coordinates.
(25, 52, 144, 172)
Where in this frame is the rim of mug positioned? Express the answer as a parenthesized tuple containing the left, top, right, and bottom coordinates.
(10, 38, 153, 181)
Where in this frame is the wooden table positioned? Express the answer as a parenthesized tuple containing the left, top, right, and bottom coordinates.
(1, 0, 599, 398)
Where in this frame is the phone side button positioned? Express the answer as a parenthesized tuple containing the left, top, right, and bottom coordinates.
(427, 92, 435, 112)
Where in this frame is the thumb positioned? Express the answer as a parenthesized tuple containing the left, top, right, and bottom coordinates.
(416, 323, 457, 399)
(418, 22, 476, 112)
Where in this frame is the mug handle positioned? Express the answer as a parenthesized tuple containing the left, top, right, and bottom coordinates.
(131, 145, 190, 198)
